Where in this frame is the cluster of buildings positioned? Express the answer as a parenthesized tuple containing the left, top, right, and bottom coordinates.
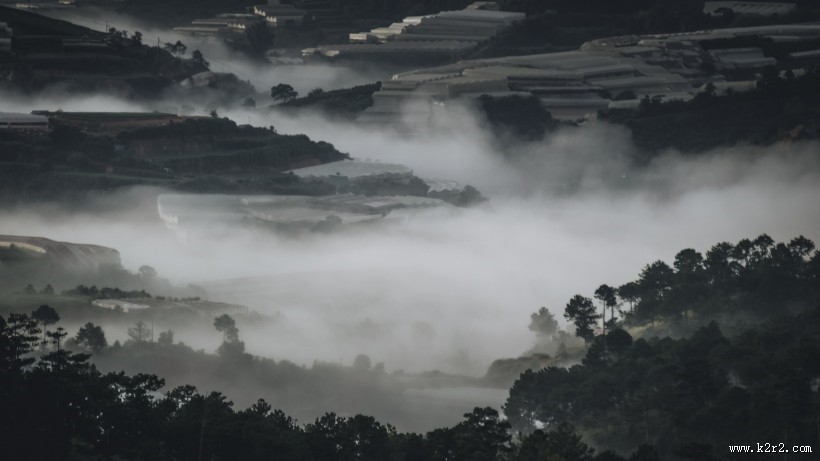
(0, 0, 76, 12)
(0, 112, 50, 131)
(703, 1, 796, 17)
(173, 14, 266, 36)
(305, 2, 524, 63)
(0, 111, 212, 135)
(173, 0, 325, 37)
(253, 1, 307, 27)
(357, 23, 820, 124)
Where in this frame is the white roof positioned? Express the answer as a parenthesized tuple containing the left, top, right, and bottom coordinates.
(703, 2, 796, 16)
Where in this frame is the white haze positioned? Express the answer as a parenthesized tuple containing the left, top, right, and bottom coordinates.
(2, 85, 820, 375)
(2, 21, 820, 373)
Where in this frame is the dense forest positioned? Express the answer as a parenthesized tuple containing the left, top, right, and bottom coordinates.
(603, 65, 820, 155)
(2, 235, 818, 460)
(1, 310, 659, 461)
(506, 235, 819, 459)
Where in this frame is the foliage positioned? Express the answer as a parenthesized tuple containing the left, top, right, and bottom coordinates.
(477, 94, 556, 141)
(517, 422, 595, 461)
(128, 320, 151, 343)
(506, 309, 820, 458)
(508, 235, 820, 458)
(192, 49, 210, 69)
(74, 322, 108, 352)
(214, 313, 238, 342)
(164, 40, 188, 56)
(621, 235, 817, 327)
(602, 66, 820, 155)
(564, 295, 599, 344)
(157, 329, 174, 346)
(31, 304, 59, 345)
(279, 82, 381, 116)
(271, 83, 299, 102)
(63, 284, 152, 299)
(529, 306, 559, 339)
(558, 235, 818, 335)
(2, 311, 632, 461)
(245, 22, 275, 57)
(139, 265, 158, 278)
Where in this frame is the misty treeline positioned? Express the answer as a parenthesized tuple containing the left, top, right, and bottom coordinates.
(1, 311, 662, 461)
(277, 82, 382, 118)
(604, 64, 820, 154)
(477, 95, 558, 141)
(563, 234, 818, 336)
(61, 284, 153, 300)
(2, 236, 819, 460)
(504, 235, 820, 459)
(506, 309, 820, 460)
(478, 65, 820, 156)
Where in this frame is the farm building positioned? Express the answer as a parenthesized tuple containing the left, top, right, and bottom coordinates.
(0, 112, 49, 130)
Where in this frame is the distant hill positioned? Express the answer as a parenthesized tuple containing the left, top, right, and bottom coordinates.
(0, 5, 209, 98)
(0, 234, 121, 271)
(0, 234, 124, 291)
(0, 116, 350, 200)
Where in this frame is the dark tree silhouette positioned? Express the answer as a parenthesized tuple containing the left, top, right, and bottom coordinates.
(214, 314, 238, 342)
(353, 354, 371, 370)
(192, 49, 209, 68)
(594, 284, 618, 333)
(138, 265, 157, 278)
(245, 22, 275, 57)
(46, 327, 67, 350)
(164, 40, 187, 56)
(157, 330, 174, 346)
(127, 320, 151, 343)
(564, 295, 599, 344)
(75, 323, 107, 352)
(529, 306, 558, 339)
(271, 83, 298, 102)
(31, 304, 59, 346)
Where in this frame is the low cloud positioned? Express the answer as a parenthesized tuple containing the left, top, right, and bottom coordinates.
(2, 73, 819, 376)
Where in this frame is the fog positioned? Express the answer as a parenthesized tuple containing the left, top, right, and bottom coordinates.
(2, 10, 819, 374)
(2, 85, 820, 377)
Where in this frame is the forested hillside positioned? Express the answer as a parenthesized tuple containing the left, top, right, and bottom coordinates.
(507, 235, 820, 459)
(603, 66, 820, 155)
(2, 235, 818, 460)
